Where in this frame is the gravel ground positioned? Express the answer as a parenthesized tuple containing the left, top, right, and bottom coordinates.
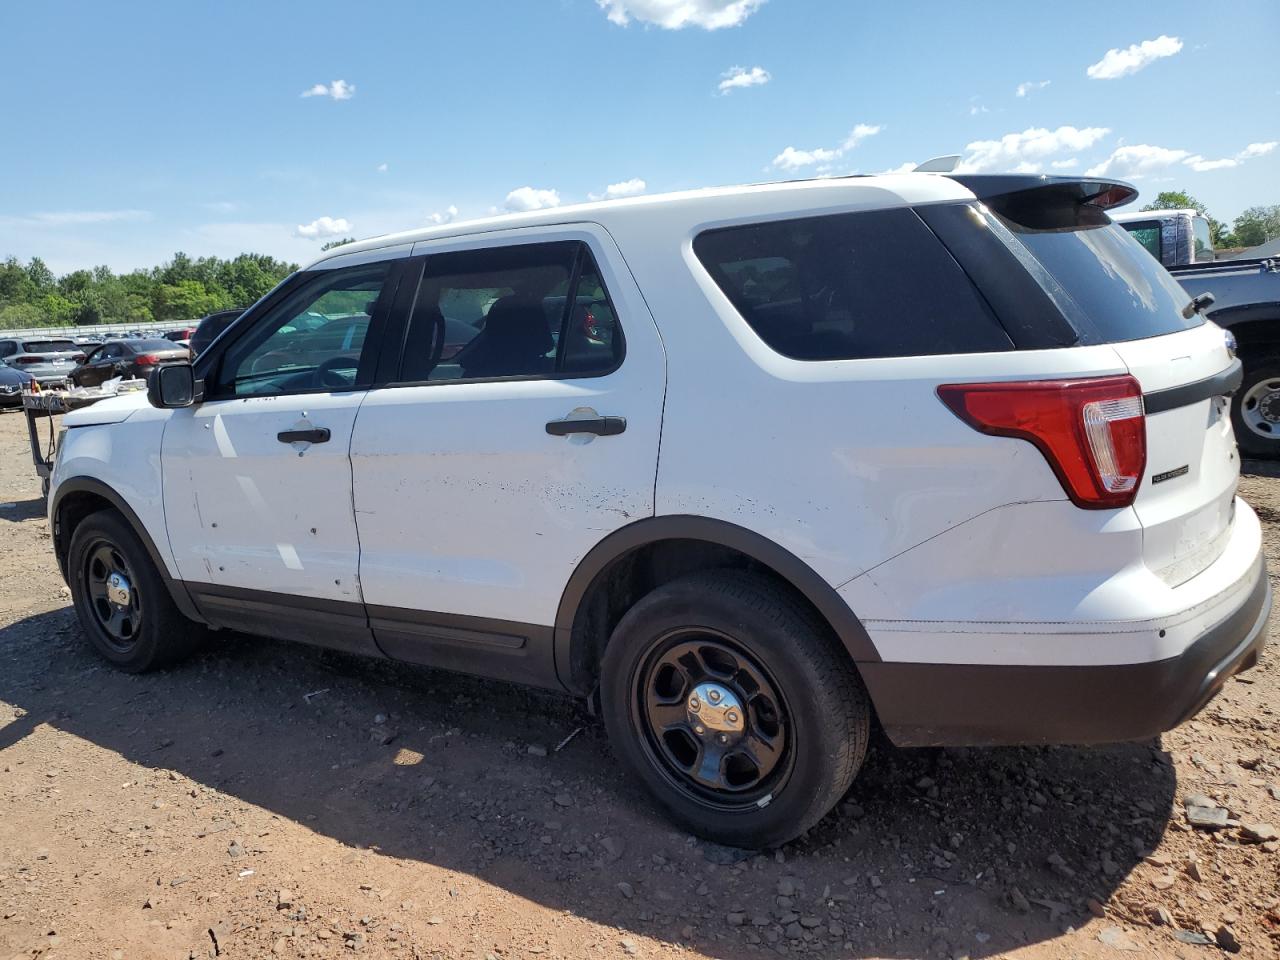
(0, 407, 1277, 960)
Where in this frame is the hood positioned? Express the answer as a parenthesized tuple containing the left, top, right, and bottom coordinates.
(63, 390, 151, 427)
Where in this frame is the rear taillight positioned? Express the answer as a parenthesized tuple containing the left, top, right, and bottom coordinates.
(135, 354, 161, 365)
(14, 356, 41, 365)
(938, 375, 1146, 509)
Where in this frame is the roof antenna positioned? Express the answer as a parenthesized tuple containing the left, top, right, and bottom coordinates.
(913, 155, 962, 173)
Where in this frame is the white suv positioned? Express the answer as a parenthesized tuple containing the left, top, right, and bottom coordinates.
(49, 174, 1271, 848)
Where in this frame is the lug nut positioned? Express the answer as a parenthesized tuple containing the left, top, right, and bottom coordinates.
(708, 690, 722, 704)
(726, 711, 738, 724)
(689, 697, 700, 711)
(717, 734, 728, 744)
(694, 724, 705, 735)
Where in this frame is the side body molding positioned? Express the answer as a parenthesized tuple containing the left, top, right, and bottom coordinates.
(553, 515, 880, 694)
(51, 476, 207, 625)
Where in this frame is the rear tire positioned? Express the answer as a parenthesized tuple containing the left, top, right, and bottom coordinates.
(1233, 357, 1280, 459)
(600, 570, 871, 849)
(68, 509, 205, 672)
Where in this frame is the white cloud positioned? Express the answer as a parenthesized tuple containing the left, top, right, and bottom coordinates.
(301, 80, 355, 100)
(876, 161, 918, 175)
(427, 205, 459, 225)
(957, 125, 1110, 173)
(504, 187, 561, 212)
(0, 209, 152, 227)
(376, 162, 388, 173)
(1086, 139, 1277, 178)
(294, 216, 352, 239)
(597, 0, 764, 29)
(969, 104, 989, 116)
(590, 178, 648, 201)
(718, 65, 770, 94)
(1184, 155, 1237, 172)
(1086, 35, 1182, 80)
(771, 123, 881, 171)
(1239, 141, 1277, 160)
(1084, 144, 1190, 177)
(1050, 157, 1079, 169)
(1015, 80, 1051, 97)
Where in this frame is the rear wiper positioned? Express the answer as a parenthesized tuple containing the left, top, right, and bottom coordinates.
(1181, 291, 1216, 320)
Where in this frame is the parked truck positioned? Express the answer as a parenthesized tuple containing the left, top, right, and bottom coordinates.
(1115, 209, 1280, 458)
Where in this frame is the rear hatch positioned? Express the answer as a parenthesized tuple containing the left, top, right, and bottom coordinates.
(18, 338, 84, 372)
(929, 177, 1240, 585)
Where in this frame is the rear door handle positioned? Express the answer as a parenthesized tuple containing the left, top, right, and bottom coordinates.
(277, 428, 331, 444)
(546, 416, 627, 437)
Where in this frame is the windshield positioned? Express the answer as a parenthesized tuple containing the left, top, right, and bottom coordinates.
(989, 210, 1201, 344)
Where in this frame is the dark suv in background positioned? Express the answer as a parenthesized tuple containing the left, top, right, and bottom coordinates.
(189, 308, 246, 356)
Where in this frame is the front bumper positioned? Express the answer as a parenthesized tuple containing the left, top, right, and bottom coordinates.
(861, 555, 1271, 747)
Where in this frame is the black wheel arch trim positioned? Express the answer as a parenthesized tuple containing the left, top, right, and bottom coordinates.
(51, 477, 207, 625)
(553, 515, 880, 695)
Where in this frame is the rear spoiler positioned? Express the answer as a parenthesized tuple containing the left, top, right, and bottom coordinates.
(945, 174, 1139, 211)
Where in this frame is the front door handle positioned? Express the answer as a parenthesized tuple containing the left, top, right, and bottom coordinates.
(277, 428, 331, 444)
(546, 416, 626, 437)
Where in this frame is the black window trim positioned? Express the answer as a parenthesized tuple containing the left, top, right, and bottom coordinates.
(378, 237, 628, 391)
(197, 259, 409, 402)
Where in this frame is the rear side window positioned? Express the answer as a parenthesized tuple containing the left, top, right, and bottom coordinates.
(693, 209, 1013, 360)
(987, 206, 1200, 343)
(398, 241, 623, 383)
(22, 340, 77, 353)
(1121, 220, 1163, 261)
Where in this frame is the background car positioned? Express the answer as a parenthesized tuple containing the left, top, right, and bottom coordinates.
(189, 308, 245, 356)
(0, 364, 34, 407)
(0, 337, 86, 385)
(68, 338, 190, 388)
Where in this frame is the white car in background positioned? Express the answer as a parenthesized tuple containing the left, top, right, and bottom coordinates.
(48, 173, 1270, 847)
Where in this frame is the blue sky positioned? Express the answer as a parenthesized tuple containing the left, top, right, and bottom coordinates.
(1, 0, 1276, 273)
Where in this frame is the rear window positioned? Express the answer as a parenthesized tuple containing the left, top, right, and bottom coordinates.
(131, 339, 181, 351)
(693, 208, 1013, 360)
(22, 340, 77, 353)
(990, 208, 1201, 343)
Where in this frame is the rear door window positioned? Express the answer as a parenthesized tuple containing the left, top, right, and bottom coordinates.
(397, 241, 623, 382)
(693, 208, 1013, 360)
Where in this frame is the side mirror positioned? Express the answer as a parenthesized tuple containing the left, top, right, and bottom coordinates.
(148, 362, 198, 409)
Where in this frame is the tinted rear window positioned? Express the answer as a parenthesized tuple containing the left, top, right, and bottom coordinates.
(983, 204, 1201, 344)
(22, 340, 77, 353)
(131, 339, 182, 351)
(693, 208, 1013, 360)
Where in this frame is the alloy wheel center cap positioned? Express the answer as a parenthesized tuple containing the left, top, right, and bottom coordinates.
(687, 682, 745, 739)
(106, 571, 132, 607)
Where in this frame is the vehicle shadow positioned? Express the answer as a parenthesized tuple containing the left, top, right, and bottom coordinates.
(0, 497, 46, 522)
(0, 607, 1176, 959)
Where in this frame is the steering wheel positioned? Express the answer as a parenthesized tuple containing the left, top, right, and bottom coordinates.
(315, 355, 357, 389)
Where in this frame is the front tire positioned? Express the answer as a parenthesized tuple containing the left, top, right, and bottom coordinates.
(68, 509, 205, 672)
(1233, 357, 1280, 459)
(600, 570, 871, 848)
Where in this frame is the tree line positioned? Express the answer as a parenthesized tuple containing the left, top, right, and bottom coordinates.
(0, 251, 297, 329)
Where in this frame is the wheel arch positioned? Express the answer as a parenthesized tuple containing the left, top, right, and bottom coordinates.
(51, 477, 206, 624)
(553, 515, 879, 696)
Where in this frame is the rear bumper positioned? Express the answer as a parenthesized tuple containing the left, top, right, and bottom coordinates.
(862, 554, 1271, 747)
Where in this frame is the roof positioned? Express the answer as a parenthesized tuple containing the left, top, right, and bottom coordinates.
(303, 173, 979, 271)
(1111, 208, 1200, 223)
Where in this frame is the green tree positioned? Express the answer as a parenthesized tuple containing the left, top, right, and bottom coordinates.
(320, 238, 356, 251)
(1232, 205, 1280, 248)
(1141, 190, 1228, 246)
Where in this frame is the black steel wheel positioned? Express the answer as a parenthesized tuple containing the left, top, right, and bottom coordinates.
(82, 539, 143, 651)
(67, 509, 205, 672)
(634, 631, 793, 808)
(602, 569, 871, 849)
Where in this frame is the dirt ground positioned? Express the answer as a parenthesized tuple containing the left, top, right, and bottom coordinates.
(0, 408, 1277, 960)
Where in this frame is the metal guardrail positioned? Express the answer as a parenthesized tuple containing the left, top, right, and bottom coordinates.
(0, 320, 196, 340)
